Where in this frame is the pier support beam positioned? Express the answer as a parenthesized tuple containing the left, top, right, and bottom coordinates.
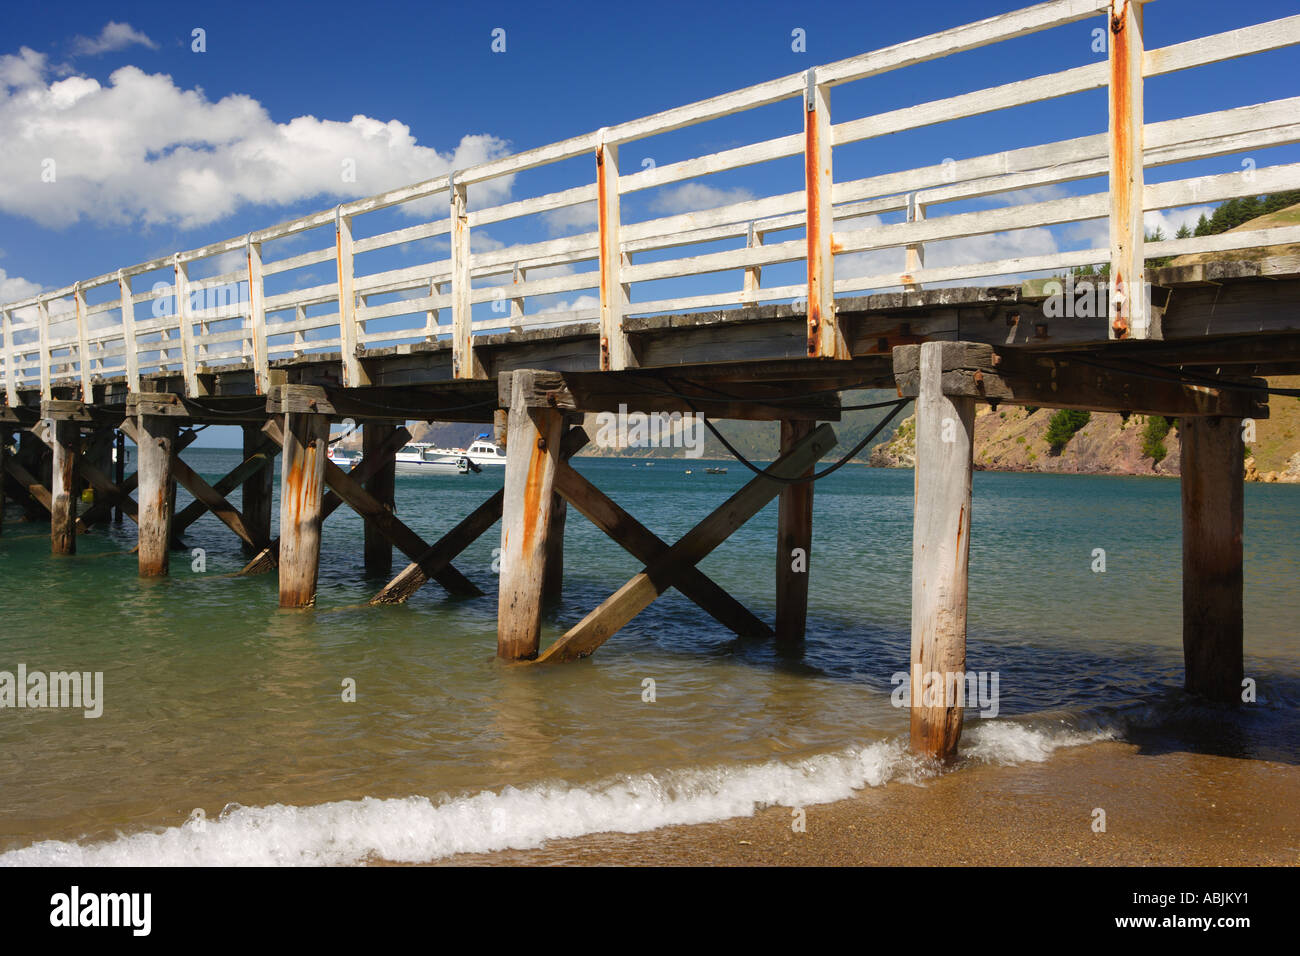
(113, 430, 126, 523)
(909, 341, 974, 761)
(362, 423, 397, 576)
(1180, 416, 1244, 703)
(18, 429, 49, 522)
(497, 371, 567, 660)
(49, 418, 80, 555)
(242, 424, 274, 556)
(776, 419, 815, 646)
(0, 425, 9, 536)
(277, 402, 330, 608)
(135, 413, 178, 577)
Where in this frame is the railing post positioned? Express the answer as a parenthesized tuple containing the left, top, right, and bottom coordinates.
(804, 68, 846, 359)
(335, 206, 367, 386)
(1108, 0, 1153, 339)
(424, 279, 440, 342)
(450, 172, 480, 379)
(904, 192, 926, 293)
(246, 236, 270, 394)
(117, 271, 140, 394)
(743, 223, 763, 305)
(596, 128, 631, 370)
(1, 308, 16, 405)
(73, 283, 92, 401)
(510, 262, 525, 333)
(37, 297, 51, 402)
(173, 254, 199, 395)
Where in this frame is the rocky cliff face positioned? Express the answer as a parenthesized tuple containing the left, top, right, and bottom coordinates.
(870, 386, 1300, 483)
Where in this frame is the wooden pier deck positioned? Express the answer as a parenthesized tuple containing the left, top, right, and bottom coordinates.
(3, 0, 1299, 759)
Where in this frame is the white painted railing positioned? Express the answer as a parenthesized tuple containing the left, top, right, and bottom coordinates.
(2, 0, 1299, 402)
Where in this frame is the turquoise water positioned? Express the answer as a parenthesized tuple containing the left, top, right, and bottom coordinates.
(0, 452, 1296, 863)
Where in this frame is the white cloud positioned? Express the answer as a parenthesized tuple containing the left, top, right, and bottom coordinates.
(542, 201, 596, 235)
(649, 183, 755, 215)
(0, 48, 515, 230)
(0, 266, 41, 301)
(71, 22, 159, 57)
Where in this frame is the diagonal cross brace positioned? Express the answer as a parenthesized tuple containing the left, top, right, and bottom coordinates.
(255, 419, 482, 597)
(173, 433, 277, 535)
(535, 422, 836, 663)
(369, 424, 590, 605)
(240, 421, 411, 574)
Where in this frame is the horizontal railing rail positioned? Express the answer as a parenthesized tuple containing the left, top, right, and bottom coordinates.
(3, 0, 1300, 403)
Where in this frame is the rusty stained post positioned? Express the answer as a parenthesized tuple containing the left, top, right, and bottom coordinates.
(497, 371, 566, 659)
(803, 67, 846, 360)
(1107, 0, 1152, 339)
(596, 128, 630, 371)
(277, 408, 330, 608)
(136, 413, 178, 576)
(1181, 416, 1244, 703)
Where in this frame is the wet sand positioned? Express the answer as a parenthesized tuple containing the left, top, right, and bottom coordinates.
(431, 741, 1300, 866)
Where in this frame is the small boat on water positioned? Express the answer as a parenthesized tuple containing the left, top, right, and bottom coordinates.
(705, 467, 728, 475)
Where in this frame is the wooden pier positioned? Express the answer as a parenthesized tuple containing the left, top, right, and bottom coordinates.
(2, 0, 1299, 760)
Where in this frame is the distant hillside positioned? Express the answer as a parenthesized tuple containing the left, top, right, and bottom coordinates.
(869, 382, 1300, 483)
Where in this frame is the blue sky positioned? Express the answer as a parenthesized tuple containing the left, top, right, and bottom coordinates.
(1, 0, 1297, 445)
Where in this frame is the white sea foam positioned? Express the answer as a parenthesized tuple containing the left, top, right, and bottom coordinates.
(0, 720, 1112, 866)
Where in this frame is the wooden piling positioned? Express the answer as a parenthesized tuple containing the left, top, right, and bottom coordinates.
(241, 423, 274, 556)
(113, 430, 126, 523)
(776, 419, 815, 645)
(497, 371, 566, 660)
(362, 423, 397, 576)
(18, 430, 49, 522)
(277, 408, 330, 608)
(910, 341, 975, 761)
(0, 426, 9, 537)
(49, 418, 80, 555)
(1180, 415, 1244, 703)
(136, 414, 178, 577)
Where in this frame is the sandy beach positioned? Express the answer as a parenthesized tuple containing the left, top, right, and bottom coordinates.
(433, 741, 1300, 866)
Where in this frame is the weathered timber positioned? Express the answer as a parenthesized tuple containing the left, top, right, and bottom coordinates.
(892, 342, 1269, 419)
(363, 423, 398, 575)
(775, 419, 815, 645)
(240, 425, 275, 556)
(173, 432, 277, 536)
(370, 490, 504, 606)
(499, 368, 841, 422)
(78, 429, 196, 532)
(541, 420, 584, 602)
(535, 421, 837, 664)
(550, 458, 773, 640)
(135, 414, 178, 577)
(48, 418, 79, 555)
(277, 409, 331, 608)
(909, 340, 974, 761)
(497, 371, 567, 660)
(1181, 416, 1245, 703)
(240, 423, 410, 575)
(171, 454, 270, 552)
(113, 431, 126, 523)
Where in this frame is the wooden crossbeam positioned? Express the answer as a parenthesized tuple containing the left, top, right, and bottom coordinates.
(551, 459, 774, 641)
(370, 424, 590, 606)
(370, 490, 504, 605)
(78, 428, 198, 532)
(173, 434, 277, 535)
(535, 422, 836, 663)
(312, 440, 482, 599)
(170, 454, 269, 552)
(892, 342, 1269, 418)
(240, 422, 411, 574)
(2, 456, 51, 514)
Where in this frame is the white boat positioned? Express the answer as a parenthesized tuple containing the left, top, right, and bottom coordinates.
(394, 443, 482, 476)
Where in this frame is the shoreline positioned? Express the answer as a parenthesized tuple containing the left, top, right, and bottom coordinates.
(428, 741, 1300, 866)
